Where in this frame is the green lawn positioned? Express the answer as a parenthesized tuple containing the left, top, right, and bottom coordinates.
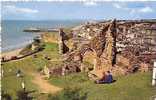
(1, 42, 60, 100)
(49, 72, 156, 100)
(2, 42, 156, 100)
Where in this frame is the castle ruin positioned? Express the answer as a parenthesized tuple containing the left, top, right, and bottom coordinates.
(47, 19, 156, 78)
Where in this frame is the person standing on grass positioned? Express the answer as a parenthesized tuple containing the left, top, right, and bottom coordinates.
(21, 81, 25, 91)
(1, 68, 4, 77)
(16, 69, 21, 77)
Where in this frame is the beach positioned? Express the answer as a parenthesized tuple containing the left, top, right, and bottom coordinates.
(1, 20, 83, 52)
(1, 48, 23, 59)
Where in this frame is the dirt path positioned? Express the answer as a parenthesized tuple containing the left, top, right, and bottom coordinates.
(31, 73, 62, 94)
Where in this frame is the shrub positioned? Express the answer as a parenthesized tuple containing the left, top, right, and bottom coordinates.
(19, 44, 32, 55)
(19, 43, 45, 56)
(47, 94, 59, 100)
(63, 87, 81, 100)
(47, 86, 88, 100)
(16, 89, 33, 100)
(33, 37, 41, 45)
(34, 43, 45, 51)
(1, 91, 12, 100)
(37, 67, 43, 72)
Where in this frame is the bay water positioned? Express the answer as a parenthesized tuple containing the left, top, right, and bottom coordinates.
(1, 20, 84, 52)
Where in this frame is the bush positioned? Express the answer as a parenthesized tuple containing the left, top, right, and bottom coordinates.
(47, 94, 59, 100)
(47, 86, 88, 100)
(1, 91, 12, 100)
(19, 44, 32, 55)
(37, 67, 43, 72)
(63, 87, 81, 100)
(33, 37, 41, 45)
(19, 43, 45, 56)
(34, 43, 45, 51)
(16, 89, 33, 100)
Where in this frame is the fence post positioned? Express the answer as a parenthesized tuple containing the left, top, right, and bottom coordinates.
(152, 62, 156, 86)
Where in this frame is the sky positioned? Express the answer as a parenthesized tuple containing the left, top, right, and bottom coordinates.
(1, 1, 156, 20)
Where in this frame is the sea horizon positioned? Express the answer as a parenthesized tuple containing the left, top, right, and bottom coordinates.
(2, 18, 156, 53)
(1, 20, 85, 52)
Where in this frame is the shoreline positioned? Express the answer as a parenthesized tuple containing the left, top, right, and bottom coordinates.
(1, 36, 38, 60)
(1, 33, 43, 61)
(1, 48, 23, 59)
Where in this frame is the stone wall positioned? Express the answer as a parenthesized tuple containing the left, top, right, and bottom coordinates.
(48, 19, 156, 77)
(41, 32, 59, 43)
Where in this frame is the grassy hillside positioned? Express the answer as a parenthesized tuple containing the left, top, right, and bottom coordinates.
(49, 72, 156, 100)
(2, 41, 156, 100)
(1, 42, 60, 100)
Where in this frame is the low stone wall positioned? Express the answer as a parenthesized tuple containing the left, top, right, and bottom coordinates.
(41, 33, 59, 43)
(1, 50, 40, 62)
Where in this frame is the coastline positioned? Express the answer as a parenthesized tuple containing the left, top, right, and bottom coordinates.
(1, 33, 42, 60)
(1, 48, 23, 59)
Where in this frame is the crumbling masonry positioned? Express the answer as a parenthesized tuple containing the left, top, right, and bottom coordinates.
(58, 28, 69, 54)
(49, 19, 156, 78)
(57, 20, 117, 78)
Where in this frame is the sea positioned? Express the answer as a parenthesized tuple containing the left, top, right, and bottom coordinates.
(1, 20, 84, 52)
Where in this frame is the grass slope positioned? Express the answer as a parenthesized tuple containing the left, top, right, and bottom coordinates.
(49, 72, 156, 100)
(1, 42, 60, 99)
(2, 42, 156, 100)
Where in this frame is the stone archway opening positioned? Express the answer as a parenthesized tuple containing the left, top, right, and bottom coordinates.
(81, 49, 97, 72)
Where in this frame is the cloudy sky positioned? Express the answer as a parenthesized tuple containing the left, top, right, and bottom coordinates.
(1, 1, 156, 20)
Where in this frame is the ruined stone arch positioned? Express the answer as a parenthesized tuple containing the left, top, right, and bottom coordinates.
(61, 19, 117, 76)
(79, 46, 97, 71)
(77, 42, 105, 71)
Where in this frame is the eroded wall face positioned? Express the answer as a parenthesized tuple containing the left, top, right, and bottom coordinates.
(49, 20, 156, 76)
